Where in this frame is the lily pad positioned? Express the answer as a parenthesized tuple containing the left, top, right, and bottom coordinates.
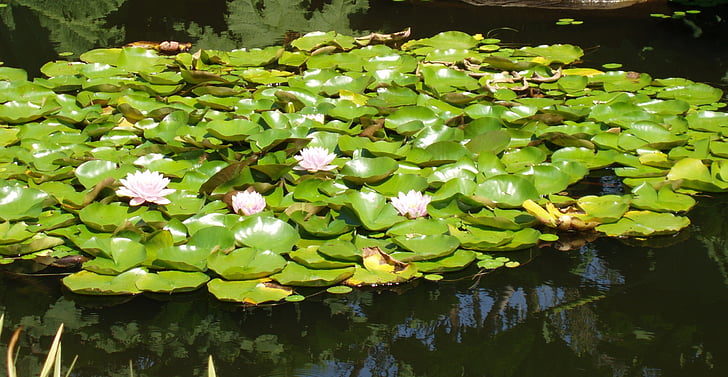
(232, 215, 299, 253)
(412, 249, 477, 273)
(208, 247, 287, 280)
(596, 211, 690, 236)
(135, 270, 210, 293)
(62, 268, 145, 295)
(0, 183, 53, 221)
(271, 261, 355, 287)
(390, 234, 460, 261)
(207, 278, 293, 304)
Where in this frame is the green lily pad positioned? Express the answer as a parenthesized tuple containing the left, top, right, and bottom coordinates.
(318, 239, 361, 262)
(390, 234, 460, 261)
(135, 270, 210, 293)
(667, 157, 727, 192)
(288, 210, 354, 238)
(0, 100, 61, 123)
(326, 285, 353, 294)
(208, 247, 287, 280)
(412, 249, 477, 273)
(473, 175, 539, 208)
(0, 221, 34, 245)
(207, 278, 293, 304)
(82, 237, 146, 275)
(79, 202, 145, 232)
(0, 183, 53, 221)
(0, 233, 65, 256)
(577, 195, 631, 223)
(630, 182, 696, 212)
(289, 245, 356, 269)
(345, 190, 405, 231)
(520, 44, 583, 65)
(596, 210, 690, 236)
(271, 261, 355, 287)
(340, 156, 399, 185)
(448, 224, 514, 251)
(657, 83, 723, 105)
(232, 215, 299, 253)
(62, 268, 145, 295)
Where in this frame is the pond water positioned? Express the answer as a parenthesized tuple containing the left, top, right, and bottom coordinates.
(1, 0, 728, 376)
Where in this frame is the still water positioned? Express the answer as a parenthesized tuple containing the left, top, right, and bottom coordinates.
(1, 0, 727, 376)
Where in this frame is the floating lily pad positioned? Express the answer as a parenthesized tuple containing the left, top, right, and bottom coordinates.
(271, 262, 355, 287)
(0, 183, 53, 221)
(412, 249, 477, 273)
(82, 237, 146, 275)
(62, 268, 144, 295)
(345, 190, 405, 231)
(232, 215, 299, 253)
(390, 234, 460, 262)
(135, 270, 210, 293)
(208, 247, 287, 280)
(473, 175, 539, 208)
(596, 211, 690, 236)
(207, 278, 293, 304)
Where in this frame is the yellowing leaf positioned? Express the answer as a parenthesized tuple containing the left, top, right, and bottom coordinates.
(562, 68, 604, 77)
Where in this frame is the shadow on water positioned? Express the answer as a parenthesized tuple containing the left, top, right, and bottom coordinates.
(1, 0, 728, 376)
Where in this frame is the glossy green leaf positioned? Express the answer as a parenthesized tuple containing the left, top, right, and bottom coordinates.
(0, 183, 52, 221)
(82, 237, 146, 275)
(473, 175, 539, 208)
(271, 261, 355, 287)
(208, 247, 287, 280)
(232, 215, 299, 253)
(390, 234, 460, 261)
(596, 210, 690, 236)
(207, 278, 293, 304)
(345, 190, 405, 231)
(630, 182, 696, 212)
(340, 156, 399, 184)
(135, 270, 210, 293)
(62, 268, 144, 295)
(412, 249, 477, 273)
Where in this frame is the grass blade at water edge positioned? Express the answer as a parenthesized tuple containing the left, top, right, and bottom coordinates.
(64, 355, 79, 377)
(39, 323, 63, 377)
(208, 355, 217, 377)
(7, 326, 21, 377)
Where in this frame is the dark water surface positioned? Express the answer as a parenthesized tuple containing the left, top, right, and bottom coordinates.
(1, 0, 728, 376)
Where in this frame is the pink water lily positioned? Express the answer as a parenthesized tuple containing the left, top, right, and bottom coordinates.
(391, 190, 431, 219)
(116, 170, 175, 206)
(294, 146, 337, 172)
(231, 190, 266, 215)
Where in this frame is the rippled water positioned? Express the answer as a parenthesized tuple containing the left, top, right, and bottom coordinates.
(1, 1, 727, 376)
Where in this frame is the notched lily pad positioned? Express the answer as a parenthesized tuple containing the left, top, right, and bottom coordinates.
(207, 278, 293, 304)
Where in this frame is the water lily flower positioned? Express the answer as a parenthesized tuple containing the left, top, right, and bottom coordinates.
(231, 190, 266, 215)
(294, 146, 337, 172)
(116, 170, 175, 206)
(391, 190, 431, 219)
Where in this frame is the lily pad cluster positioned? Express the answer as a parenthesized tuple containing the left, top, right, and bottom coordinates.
(0, 30, 724, 304)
